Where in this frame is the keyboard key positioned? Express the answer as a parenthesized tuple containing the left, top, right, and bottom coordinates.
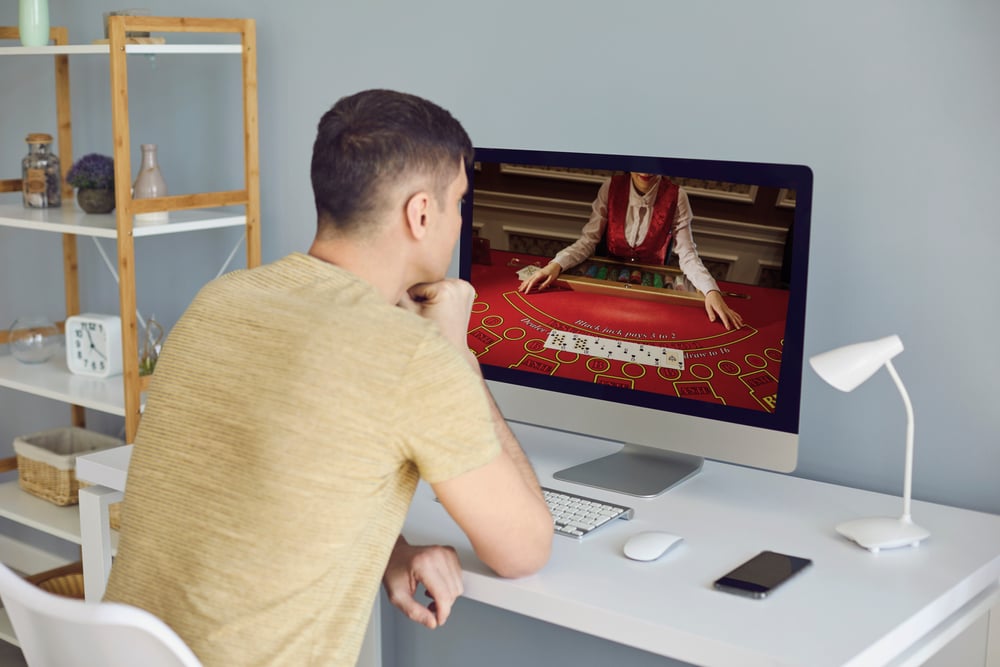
(542, 487, 634, 539)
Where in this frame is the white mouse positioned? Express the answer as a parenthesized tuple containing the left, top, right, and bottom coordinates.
(623, 531, 684, 562)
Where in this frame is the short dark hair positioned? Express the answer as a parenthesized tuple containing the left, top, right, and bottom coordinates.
(310, 89, 473, 237)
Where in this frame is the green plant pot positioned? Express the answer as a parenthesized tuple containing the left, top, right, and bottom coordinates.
(76, 188, 115, 214)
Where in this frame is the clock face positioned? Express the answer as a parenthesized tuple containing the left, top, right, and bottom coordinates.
(65, 315, 123, 377)
(70, 321, 110, 375)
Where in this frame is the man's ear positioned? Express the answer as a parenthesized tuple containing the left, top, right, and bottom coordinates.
(403, 190, 431, 240)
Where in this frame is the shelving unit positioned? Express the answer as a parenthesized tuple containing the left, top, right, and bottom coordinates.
(0, 481, 120, 551)
(0, 16, 260, 645)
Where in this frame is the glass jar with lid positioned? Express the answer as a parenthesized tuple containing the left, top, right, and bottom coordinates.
(22, 133, 62, 208)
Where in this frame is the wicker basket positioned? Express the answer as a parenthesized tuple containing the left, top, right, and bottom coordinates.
(13, 427, 124, 506)
(109, 496, 122, 530)
(26, 561, 85, 599)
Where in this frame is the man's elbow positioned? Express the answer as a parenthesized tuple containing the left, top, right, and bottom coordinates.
(496, 551, 550, 579)
(485, 524, 553, 579)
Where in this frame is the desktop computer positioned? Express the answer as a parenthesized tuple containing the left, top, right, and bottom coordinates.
(461, 148, 812, 497)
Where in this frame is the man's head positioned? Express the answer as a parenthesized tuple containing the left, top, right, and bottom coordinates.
(310, 89, 473, 241)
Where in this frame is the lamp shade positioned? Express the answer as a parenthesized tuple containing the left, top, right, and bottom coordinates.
(809, 335, 904, 393)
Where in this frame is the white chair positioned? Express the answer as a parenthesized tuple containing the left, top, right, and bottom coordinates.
(0, 561, 202, 667)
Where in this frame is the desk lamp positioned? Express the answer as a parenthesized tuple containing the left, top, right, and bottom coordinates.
(809, 335, 930, 553)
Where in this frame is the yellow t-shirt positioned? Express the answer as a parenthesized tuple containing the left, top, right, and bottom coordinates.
(105, 253, 501, 666)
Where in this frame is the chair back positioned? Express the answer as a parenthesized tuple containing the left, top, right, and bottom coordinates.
(0, 561, 201, 667)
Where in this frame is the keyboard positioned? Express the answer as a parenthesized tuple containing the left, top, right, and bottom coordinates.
(543, 486, 634, 538)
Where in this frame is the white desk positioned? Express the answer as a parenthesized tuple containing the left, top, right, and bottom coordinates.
(76, 444, 131, 602)
(76, 426, 1000, 667)
(402, 423, 1000, 667)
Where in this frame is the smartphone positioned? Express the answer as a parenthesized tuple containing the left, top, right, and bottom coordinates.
(713, 550, 812, 599)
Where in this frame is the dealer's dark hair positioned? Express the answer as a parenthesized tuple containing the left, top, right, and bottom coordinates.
(311, 89, 473, 238)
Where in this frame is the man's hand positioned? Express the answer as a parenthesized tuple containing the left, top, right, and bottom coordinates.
(382, 537, 464, 630)
(400, 278, 476, 350)
(704, 290, 744, 330)
(517, 261, 562, 293)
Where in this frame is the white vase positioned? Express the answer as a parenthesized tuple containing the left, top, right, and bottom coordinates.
(18, 0, 49, 48)
(133, 143, 169, 225)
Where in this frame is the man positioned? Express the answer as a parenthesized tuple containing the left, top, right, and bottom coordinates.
(105, 89, 553, 666)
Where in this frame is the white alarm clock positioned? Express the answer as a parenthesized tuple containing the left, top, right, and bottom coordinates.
(65, 313, 124, 377)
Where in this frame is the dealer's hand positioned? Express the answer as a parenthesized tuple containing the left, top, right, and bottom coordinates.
(705, 290, 743, 330)
(383, 536, 464, 630)
(518, 261, 562, 293)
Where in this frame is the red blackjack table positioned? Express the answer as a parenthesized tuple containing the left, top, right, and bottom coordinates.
(467, 250, 790, 413)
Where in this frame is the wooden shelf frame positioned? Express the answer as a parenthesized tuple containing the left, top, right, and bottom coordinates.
(0, 18, 259, 645)
(1, 18, 260, 443)
(106, 15, 261, 442)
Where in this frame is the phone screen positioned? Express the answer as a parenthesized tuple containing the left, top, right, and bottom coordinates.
(713, 550, 812, 599)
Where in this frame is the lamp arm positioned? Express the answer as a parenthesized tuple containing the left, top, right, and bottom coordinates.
(884, 359, 915, 521)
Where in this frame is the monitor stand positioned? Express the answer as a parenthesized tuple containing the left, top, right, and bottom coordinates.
(553, 444, 704, 498)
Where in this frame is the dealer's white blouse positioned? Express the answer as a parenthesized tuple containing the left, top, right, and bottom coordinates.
(552, 176, 719, 296)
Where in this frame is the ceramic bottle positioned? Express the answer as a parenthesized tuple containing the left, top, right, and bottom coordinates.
(133, 143, 168, 224)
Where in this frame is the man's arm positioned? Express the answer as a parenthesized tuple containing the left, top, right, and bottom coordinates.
(404, 279, 553, 578)
(382, 536, 464, 629)
(432, 376, 552, 578)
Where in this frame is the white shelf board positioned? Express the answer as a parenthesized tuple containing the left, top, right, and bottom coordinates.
(0, 44, 242, 56)
(0, 482, 118, 551)
(0, 354, 143, 417)
(0, 203, 246, 238)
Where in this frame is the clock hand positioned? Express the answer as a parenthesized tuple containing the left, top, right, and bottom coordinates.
(83, 327, 107, 360)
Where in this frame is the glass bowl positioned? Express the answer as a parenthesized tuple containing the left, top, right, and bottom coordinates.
(8, 317, 61, 364)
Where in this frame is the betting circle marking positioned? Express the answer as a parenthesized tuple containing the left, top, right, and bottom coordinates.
(621, 363, 646, 379)
(586, 358, 612, 374)
(555, 350, 581, 364)
(657, 367, 683, 381)
(718, 360, 741, 376)
(689, 363, 714, 380)
(524, 338, 546, 353)
(504, 327, 527, 341)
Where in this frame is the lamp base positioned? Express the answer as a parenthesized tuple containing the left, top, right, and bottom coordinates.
(836, 516, 930, 553)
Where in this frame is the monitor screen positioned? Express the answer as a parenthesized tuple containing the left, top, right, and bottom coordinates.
(461, 147, 812, 497)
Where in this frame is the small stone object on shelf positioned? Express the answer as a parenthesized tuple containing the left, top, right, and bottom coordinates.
(7, 316, 61, 364)
(21, 133, 61, 208)
(66, 153, 116, 214)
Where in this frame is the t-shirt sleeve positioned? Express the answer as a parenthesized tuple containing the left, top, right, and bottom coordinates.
(394, 330, 501, 484)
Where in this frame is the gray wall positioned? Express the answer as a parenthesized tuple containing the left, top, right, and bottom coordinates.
(1, 0, 998, 664)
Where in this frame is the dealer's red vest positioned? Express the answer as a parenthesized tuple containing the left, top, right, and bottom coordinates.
(603, 174, 678, 264)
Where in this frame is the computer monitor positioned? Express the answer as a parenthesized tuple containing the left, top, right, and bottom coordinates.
(460, 147, 812, 497)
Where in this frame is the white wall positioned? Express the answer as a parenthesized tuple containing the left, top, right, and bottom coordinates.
(2, 0, 998, 663)
(7, 0, 994, 510)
